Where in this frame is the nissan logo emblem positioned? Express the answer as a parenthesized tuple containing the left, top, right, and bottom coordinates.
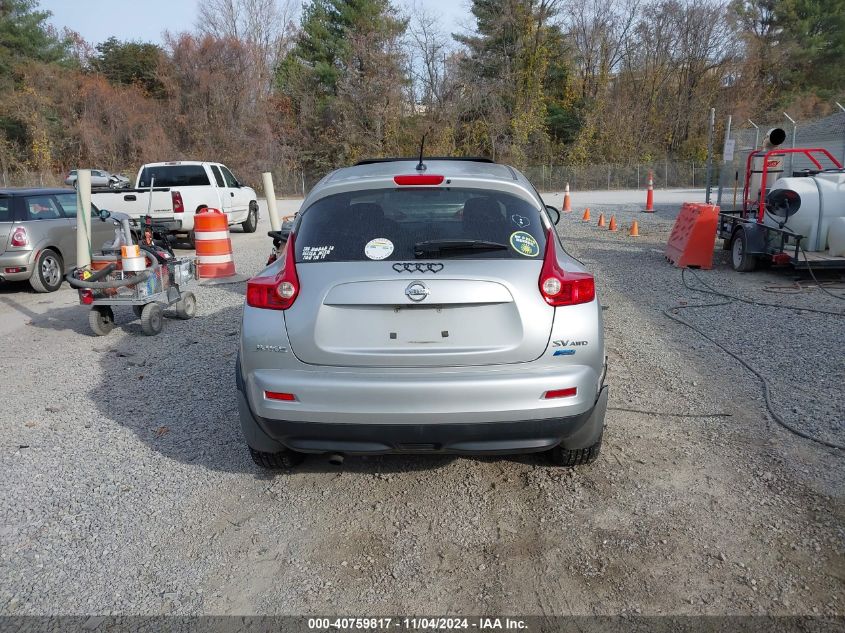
(405, 281, 430, 302)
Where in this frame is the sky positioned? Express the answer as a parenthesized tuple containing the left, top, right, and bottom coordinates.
(41, 0, 474, 47)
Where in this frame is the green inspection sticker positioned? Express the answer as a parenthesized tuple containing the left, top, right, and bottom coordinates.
(509, 231, 540, 257)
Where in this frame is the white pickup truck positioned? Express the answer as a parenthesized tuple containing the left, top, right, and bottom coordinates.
(90, 161, 259, 247)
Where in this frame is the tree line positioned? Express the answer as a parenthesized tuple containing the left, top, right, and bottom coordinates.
(0, 0, 842, 189)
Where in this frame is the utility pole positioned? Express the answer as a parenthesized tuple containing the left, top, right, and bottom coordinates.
(705, 108, 716, 204)
(716, 115, 732, 207)
(784, 112, 797, 176)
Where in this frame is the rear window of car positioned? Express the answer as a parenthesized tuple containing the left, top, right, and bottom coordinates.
(0, 197, 11, 222)
(137, 165, 210, 188)
(24, 196, 63, 220)
(294, 188, 547, 263)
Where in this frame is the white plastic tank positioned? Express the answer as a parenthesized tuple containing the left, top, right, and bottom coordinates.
(763, 171, 845, 252)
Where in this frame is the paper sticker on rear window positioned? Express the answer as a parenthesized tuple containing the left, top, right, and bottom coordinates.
(511, 214, 530, 228)
(509, 231, 540, 257)
(302, 245, 334, 261)
(364, 238, 394, 260)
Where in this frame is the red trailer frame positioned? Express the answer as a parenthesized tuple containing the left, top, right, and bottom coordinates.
(743, 148, 842, 222)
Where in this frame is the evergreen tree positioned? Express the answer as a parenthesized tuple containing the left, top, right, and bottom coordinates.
(275, 0, 407, 170)
(0, 0, 69, 78)
(455, 0, 568, 164)
(91, 37, 166, 98)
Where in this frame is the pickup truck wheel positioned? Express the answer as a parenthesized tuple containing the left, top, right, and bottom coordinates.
(29, 249, 64, 293)
(186, 230, 196, 249)
(88, 306, 115, 336)
(140, 303, 164, 335)
(241, 203, 258, 233)
(548, 433, 602, 467)
(731, 228, 758, 272)
(249, 446, 305, 470)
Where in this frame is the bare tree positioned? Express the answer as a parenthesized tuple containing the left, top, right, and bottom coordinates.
(197, 0, 299, 95)
(405, 2, 451, 112)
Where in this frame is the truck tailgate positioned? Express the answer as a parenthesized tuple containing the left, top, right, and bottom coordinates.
(91, 189, 175, 220)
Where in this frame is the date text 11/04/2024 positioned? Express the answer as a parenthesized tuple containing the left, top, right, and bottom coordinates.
(307, 618, 529, 631)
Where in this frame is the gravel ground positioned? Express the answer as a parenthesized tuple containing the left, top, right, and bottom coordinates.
(1, 192, 842, 616)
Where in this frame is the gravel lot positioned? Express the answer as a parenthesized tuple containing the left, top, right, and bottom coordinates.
(1, 192, 842, 616)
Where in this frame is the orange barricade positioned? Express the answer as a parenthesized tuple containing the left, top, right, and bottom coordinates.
(664, 203, 719, 269)
(194, 208, 236, 278)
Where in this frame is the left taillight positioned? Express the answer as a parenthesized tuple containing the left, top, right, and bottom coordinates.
(10, 227, 28, 247)
(172, 191, 184, 213)
(539, 228, 595, 306)
(246, 234, 299, 310)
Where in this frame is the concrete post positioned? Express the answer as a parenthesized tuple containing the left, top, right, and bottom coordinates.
(261, 172, 281, 231)
(75, 169, 92, 269)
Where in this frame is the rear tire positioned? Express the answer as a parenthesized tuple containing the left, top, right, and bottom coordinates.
(140, 303, 163, 335)
(549, 433, 603, 467)
(249, 446, 305, 470)
(29, 249, 63, 293)
(174, 291, 196, 319)
(88, 306, 115, 336)
(186, 230, 196, 250)
(731, 228, 758, 272)
(241, 203, 258, 233)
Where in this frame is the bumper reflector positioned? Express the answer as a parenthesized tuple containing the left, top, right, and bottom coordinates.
(265, 391, 296, 402)
(543, 387, 577, 399)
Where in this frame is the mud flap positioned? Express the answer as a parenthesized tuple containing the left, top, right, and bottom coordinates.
(558, 385, 608, 450)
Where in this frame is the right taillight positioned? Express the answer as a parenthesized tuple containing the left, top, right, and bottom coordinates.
(172, 191, 184, 213)
(246, 234, 299, 310)
(539, 228, 595, 306)
(10, 227, 28, 247)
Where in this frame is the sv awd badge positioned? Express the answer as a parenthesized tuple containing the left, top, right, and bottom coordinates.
(552, 340, 588, 347)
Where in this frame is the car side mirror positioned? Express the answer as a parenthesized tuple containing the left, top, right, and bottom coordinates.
(545, 204, 561, 225)
(98, 209, 111, 221)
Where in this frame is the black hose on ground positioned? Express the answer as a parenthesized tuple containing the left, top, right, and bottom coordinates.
(668, 268, 844, 451)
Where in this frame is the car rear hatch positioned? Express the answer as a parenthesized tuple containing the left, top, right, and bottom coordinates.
(0, 196, 12, 254)
(282, 185, 554, 368)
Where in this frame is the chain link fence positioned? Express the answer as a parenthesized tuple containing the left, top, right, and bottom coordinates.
(11, 110, 843, 198)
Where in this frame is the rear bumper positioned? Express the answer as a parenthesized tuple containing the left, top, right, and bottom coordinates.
(237, 360, 608, 455)
(0, 250, 35, 281)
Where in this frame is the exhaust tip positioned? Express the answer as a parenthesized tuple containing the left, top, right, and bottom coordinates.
(328, 453, 344, 466)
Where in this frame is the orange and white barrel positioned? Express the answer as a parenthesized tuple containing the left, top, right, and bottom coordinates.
(194, 208, 236, 278)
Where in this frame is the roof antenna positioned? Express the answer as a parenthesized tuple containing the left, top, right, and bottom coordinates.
(416, 134, 427, 171)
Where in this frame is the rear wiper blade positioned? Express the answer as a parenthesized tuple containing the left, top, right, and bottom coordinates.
(414, 239, 509, 257)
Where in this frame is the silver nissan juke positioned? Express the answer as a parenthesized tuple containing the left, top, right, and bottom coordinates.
(237, 158, 607, 468)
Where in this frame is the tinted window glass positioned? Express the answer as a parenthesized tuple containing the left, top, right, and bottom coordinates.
(210, 165, 225, 187)
(219, 166, 238, 187)
(24, 196, 63, 220)
(138, 165, 210, 188)
(0, 197, 11, 222)
(295, 188, 547, 263)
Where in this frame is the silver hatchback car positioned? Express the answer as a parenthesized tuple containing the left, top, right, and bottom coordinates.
(237, 158, 607, 468)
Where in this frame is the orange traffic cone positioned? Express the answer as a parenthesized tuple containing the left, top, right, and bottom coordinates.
(582, 208, 591, 222)
(563, 183, 572, 212)
(645, 171, 654, 212)
(608, 215, 618, 231)
(629, 220, 640, 237)
(597, 213, 606, 228)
